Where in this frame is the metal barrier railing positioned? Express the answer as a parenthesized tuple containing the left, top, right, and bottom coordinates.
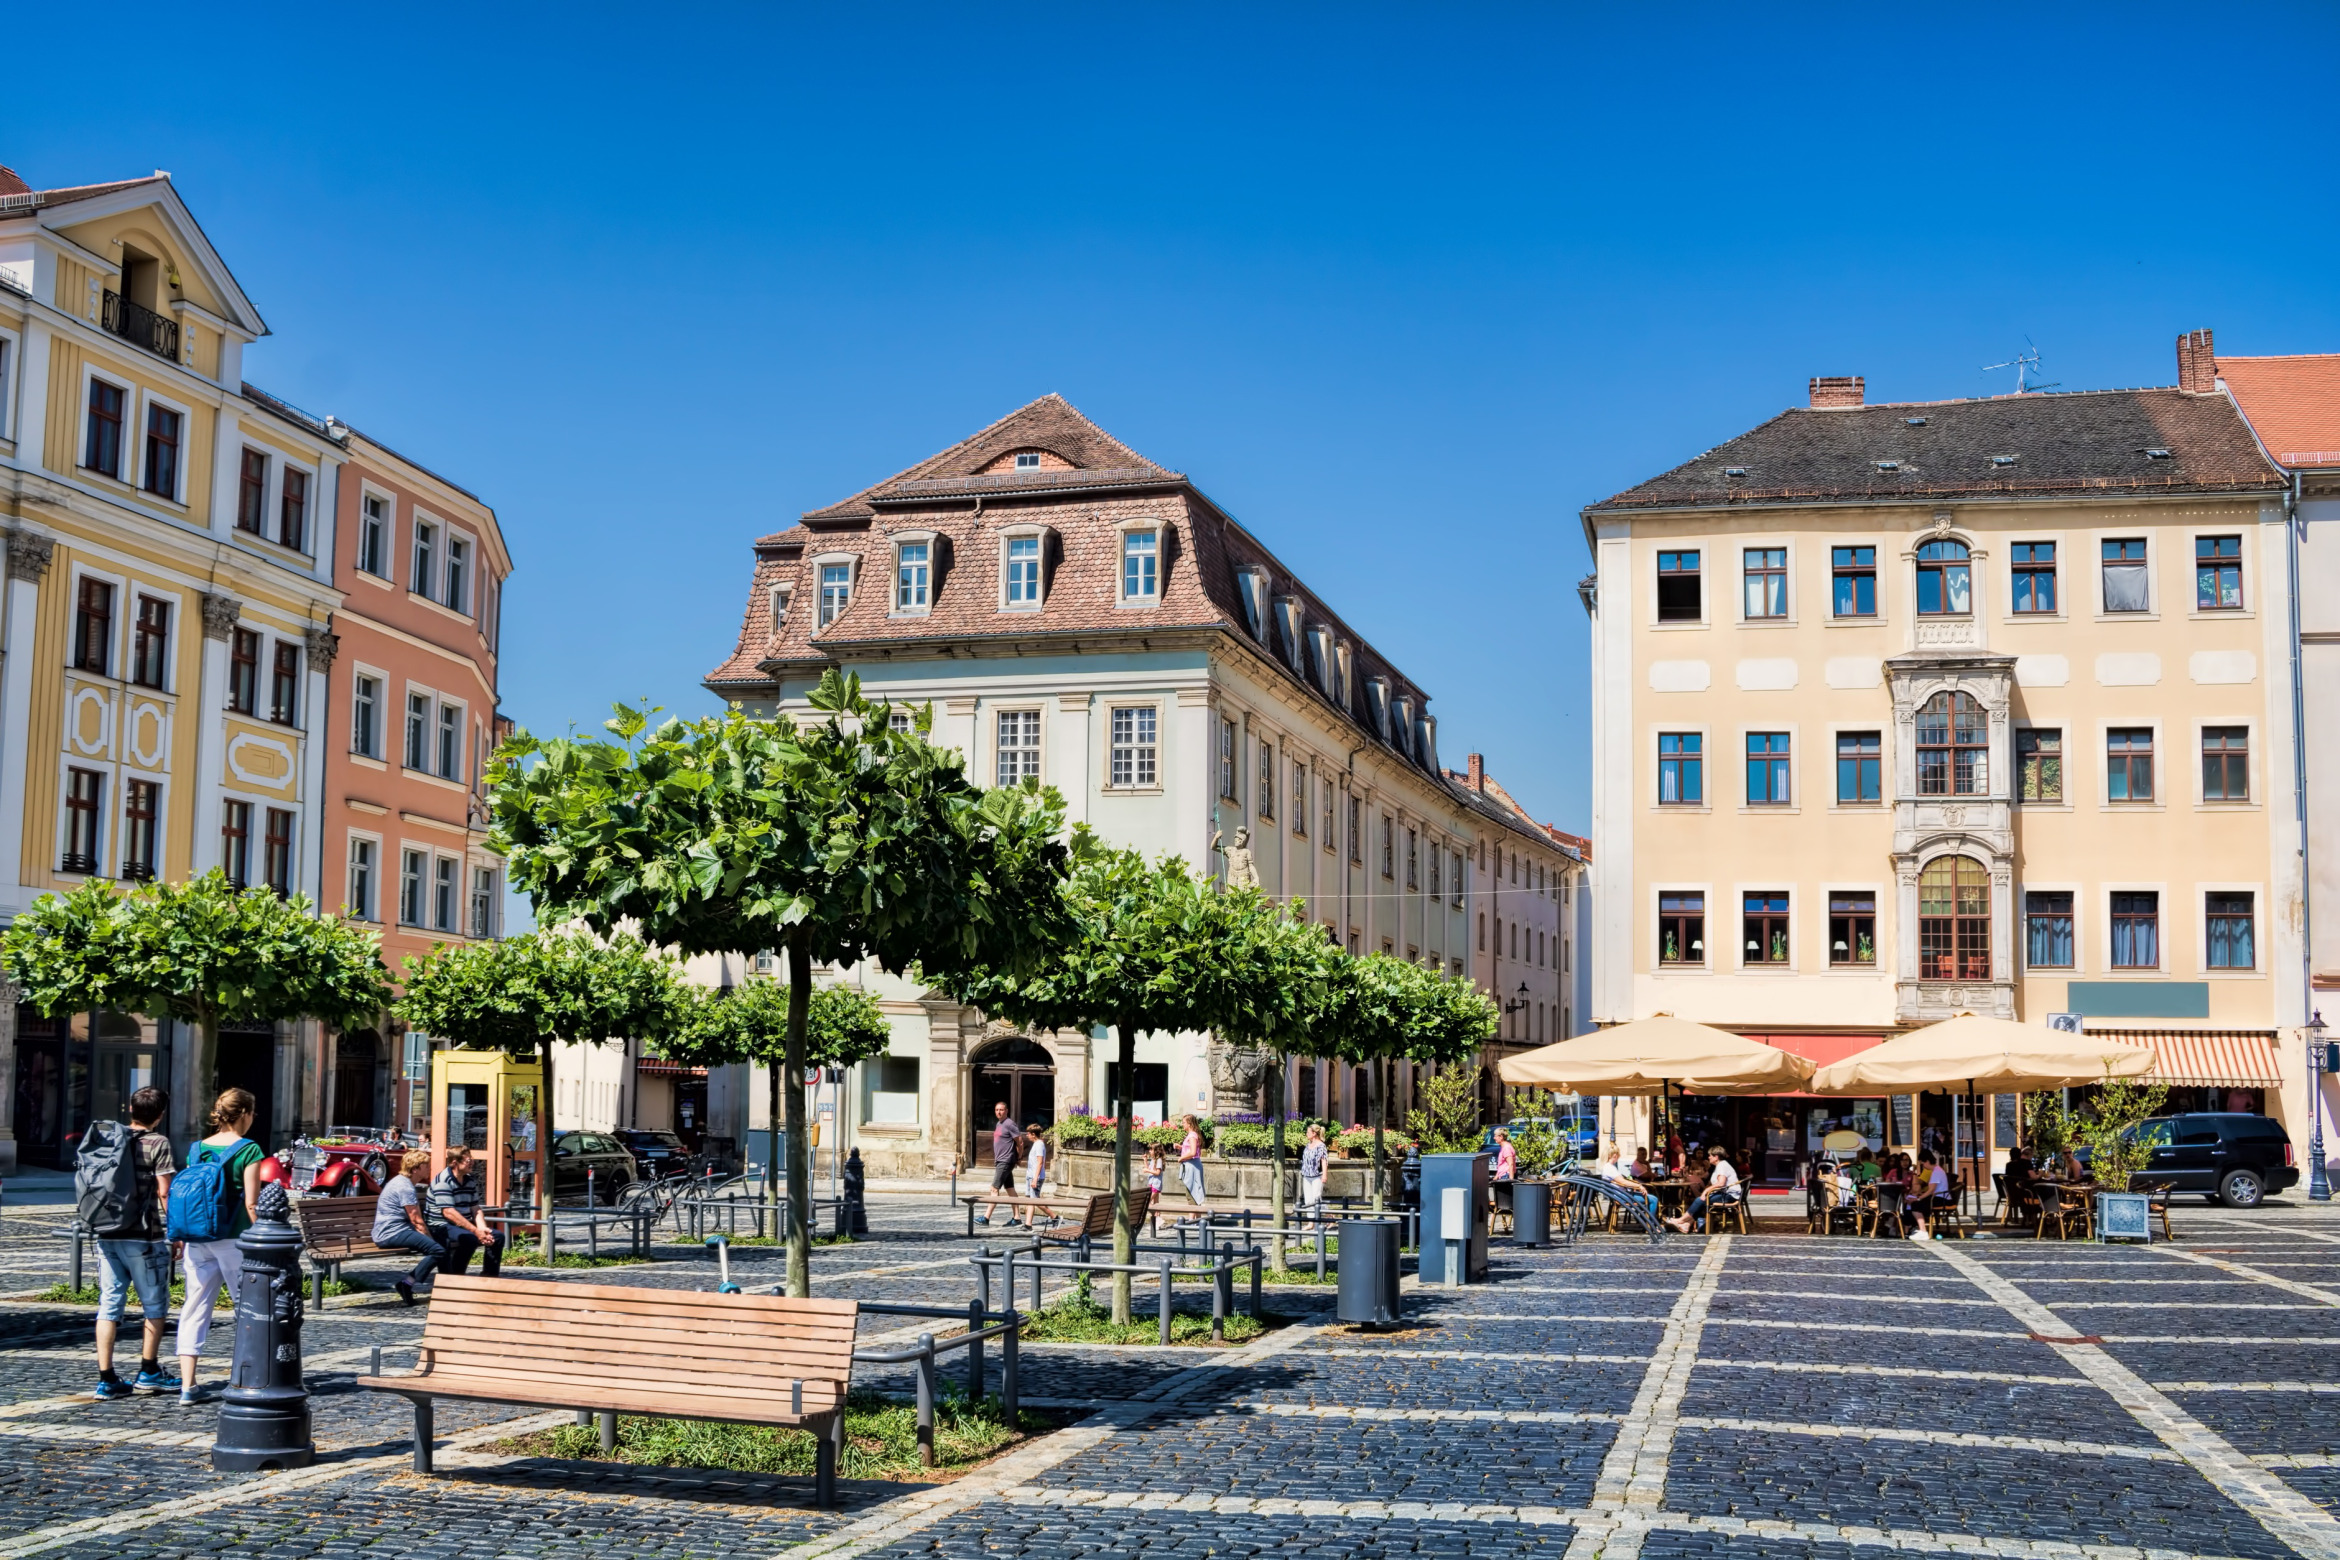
(843, 1298, 1023, 1465)
(968, 1236, 1264, 1346)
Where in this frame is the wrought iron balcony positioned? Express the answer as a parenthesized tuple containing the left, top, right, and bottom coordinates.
(59, 853, 100, 876)
(101, 289, 179, 361)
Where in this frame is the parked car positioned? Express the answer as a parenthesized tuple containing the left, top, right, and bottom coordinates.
(2129, 1112, 2298, 1207)
(615, 1129, 698, 1180)
(260, 1128, 409, 1197)
(551, 1131, 641, 1204)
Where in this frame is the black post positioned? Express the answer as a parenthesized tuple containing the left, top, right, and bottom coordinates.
(967, 1297, 986, 1399)
(1001, 1307, 1020, 1423)
(914, 1336, 936, 1466)
(1157, 1255, 1173, 1345)
(976, 1244, 993, 1312)
(842, 1148, 868, 1236)
(212, 1184, 314, 1470)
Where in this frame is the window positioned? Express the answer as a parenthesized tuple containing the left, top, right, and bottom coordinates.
(1380, 815, 1394, 879)
(1916, 692, 1987, 795)
(130, 595, 169, 689)
(63, 768, 103, 874)
(1121, 529, 1158, 601)
(1107, 706, 1157, 787)
(438, 703, 461, 779)
(352, 675, 381, 757)
(434, 857, 457, 932)
(1406, 828, 1419, 891)
(2207, 892, 2255, 970)
(1014, 451, 1041, 470)
(1659, 892, 1705, 965)
(348, 838, 376, 920)
(1831, 546, 1876, 617)
(1004, 534, 1041, 607)
(818, 563, 851, 628)
(405, 693, 430, 770)
(2111, 891, 2159, 969)
(227, 630, 259, 715)
(1915, 539, 1971, 615)
(471, 867, 497, 940)
(2018, 728, 2063, 802)
(401, 849, 426, 925)
(84, 381, 126, 477)
(142, 405, 181, 498)
(1918, 856, 1990, 980)
(1478, 912, 1487, 951)
(120, 780, 159, 882)
(279, 468, 309, 552)
(1291, 760, 1307, 835)
(1743, 547, 1786, 618)
(1217, 718, 1237, 800)
(73, 578, 114, 675)
(1745, 732, 1791, 805)
(1658, 733, 1703, 804)
(1324, 779, 1336, 850)
(444, 536, 468, 611)
(412, 521, 437, 595)
(2011, 542, 2057, 613)
(237, 450, 267, 532)
(2102, 538, 2149, 612)
(2108, 728, 2155, 802)
(2201, 726, 2250, 801)
(1348, 796, 1362, 864)
(1257, 742, 1274, 820)
(1428, 845, 1440, 898)
(359, 495, 389, 577)
(1657, 551, 1701, 621)
(895, 541, 929, 611)
(263, 809, 293, 895)
(221, 801, 252, 888)
(1836, 731, 1881, 803)
(1828, 893, 1875, 965)
(2196, 536, 2243, 610)
(270, 641, 300, 725)
(995, 709, 1040, 785)
(1743, 892, 1789, 964)
(2026, 892, 2074, 968)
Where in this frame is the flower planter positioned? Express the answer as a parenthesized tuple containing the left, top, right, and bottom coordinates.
(2095, 1190, 2152, 1243)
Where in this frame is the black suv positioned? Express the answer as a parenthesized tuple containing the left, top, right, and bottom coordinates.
(615, 1129, 697, 1180)
(551, 1131, 641, 1204)
(2134, 1113, 2298, 1207)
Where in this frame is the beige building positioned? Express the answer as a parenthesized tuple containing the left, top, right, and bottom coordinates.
(1584, 343, 2312, 1191)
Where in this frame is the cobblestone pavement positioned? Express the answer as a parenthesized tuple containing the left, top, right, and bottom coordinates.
(5, 1197, 2340, 1560)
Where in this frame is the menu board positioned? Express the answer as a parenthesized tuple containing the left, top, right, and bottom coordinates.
(1890, 1094, 1915, 1146)
(1993, 1093, 2021, 1148)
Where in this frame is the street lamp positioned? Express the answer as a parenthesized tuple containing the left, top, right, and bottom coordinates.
(2310, 1011, 2331, 1203)
(1502, 982, 1531, 1016)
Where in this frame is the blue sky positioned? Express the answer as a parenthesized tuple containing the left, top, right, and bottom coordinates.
(10, 3, 2338, 835)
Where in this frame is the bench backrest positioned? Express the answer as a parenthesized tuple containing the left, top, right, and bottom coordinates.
(417, 1273, 859, 1408)
(295, 1194, 381, 1248)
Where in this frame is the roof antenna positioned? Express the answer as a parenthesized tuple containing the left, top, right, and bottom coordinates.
(1982, 339, 2060, 395)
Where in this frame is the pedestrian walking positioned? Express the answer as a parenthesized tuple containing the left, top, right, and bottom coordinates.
(427, 1144, 502, 1277)
(1144, 1142, 1166, 1200)
(1298, 1123, 1328, 1222)
(78, 1086, 178, 1399)
(1176, 1114, 1207, 1219)
(975, 1101, 1020, 1226)
(168, 1087, 266, 1406)
(372, 1149, 445, 1304)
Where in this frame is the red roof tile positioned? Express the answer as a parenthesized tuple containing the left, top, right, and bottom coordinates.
(2218, 354, 2340, 469)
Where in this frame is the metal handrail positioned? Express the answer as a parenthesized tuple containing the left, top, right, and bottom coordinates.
(969, 1237, 1263, 1346)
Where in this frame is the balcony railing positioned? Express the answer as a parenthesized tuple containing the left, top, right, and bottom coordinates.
(101, 289, 179, 361)
(59, 853, 100, 876)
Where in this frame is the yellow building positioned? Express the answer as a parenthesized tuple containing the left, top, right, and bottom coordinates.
(0, 164, 348, 1160)
(1584, 352, 2313, 1194)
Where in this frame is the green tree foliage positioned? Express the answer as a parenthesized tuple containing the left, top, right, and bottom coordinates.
(1406, 1062, 1488, 1154)
(1315, 955, 1498, 1206)
(394, 930, 694, 1229)
(488, 669, 1081, 1295)
(2073, 1072, 2170, 1192)
(1, 872, 391, 1123)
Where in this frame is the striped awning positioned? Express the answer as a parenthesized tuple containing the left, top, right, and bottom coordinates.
(2086, 1029, 2283, 1088)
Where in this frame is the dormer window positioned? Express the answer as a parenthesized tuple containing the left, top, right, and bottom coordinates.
(1122, 529, 1158, 602)
(1366, 677, 1392, 740)
(1014, 452, 1041, 471)
(1003, 533, 1043, 609)
(1305, 625, 1336, 697)
(1875, 460, 1902, 473)
(818, 562, 852, 628)
(769, 583, 794, 629)
(2142, 448, 2171, 460)
(1990, 454, 2019, 467)
(1274, 598, 1307, 674)
(895, 541, 930, 612)
(1233, 566, 1269, 641)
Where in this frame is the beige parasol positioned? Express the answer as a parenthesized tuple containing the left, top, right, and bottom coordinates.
(1809, 1013, 2154, 1095)
(1497, 1015, 1815, 1095)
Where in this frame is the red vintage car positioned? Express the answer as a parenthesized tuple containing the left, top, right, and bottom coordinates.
(258, 1129, 410, 1197)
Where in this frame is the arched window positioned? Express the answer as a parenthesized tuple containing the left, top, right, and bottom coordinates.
(1918, 855, 1991, 980)
(1916, 692, 1989, 795)
(1915, 539, 1972, 615)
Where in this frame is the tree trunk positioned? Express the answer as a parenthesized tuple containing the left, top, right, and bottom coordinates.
(1269, 1053, 1288, 1272)
(190, 1013, 221, 1135)
(1371, 1053, 1387, 1213)
(538, 1039, 557, 1253)
(784, 933, 813, 1298)
(1110, 1022, 1136, 1325)
(766, 1039, 783, 1213)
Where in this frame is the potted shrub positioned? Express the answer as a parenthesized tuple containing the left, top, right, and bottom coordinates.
(2074, 1073, 2168, 1242)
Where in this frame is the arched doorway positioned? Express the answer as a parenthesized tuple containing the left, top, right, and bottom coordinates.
(968, 1035, 1054, 1162)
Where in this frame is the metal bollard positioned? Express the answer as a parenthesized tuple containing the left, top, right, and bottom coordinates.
(1002, 1249, 1016, 1321)
(914, 1337, 936, 1466)
(1315, 1223, 1328, 1282)
(1001, 1308, 1020, 1423)
(370, 1345, 382, 1376)
(212, 1184, 314, 1470)
(71, 1230, 84, 1295)
(598, 1411, 616, 1454)
(1210, 1251, 1226, 1342)
(967, 1298, 986, 1399)
(546, 1209, 558, 1266)
(1215, 1237, 1234, 1316)
(1249, 1247, 1261, 1316)
(1158, 1255, 1174, 1346)
(589, 1209, 600, 1261)
(1032, 1251, 1045, 1315)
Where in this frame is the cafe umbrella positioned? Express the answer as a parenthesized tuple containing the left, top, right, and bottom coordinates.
(1810, 1013, 2156, 1218)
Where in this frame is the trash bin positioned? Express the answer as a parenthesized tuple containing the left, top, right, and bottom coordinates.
(1335, 1218, 1402, 1328)
(1512, 1180, 1552, 1247)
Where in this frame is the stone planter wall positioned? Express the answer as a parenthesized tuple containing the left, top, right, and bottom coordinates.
(1055, 1146, 1391, 1203)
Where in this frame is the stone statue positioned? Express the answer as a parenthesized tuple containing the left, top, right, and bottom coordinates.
(1207, 1038, 1271, 1109)
(1212, 826, 1260, 890)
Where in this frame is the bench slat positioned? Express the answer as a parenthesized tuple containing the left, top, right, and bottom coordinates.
(356, 1372, 841, 1423)
(418, 1349, 851, 1396)
(421, 1295, 860, 1347)
(440, 1273, 856, 1316)
(417, 1334, 857, 1378)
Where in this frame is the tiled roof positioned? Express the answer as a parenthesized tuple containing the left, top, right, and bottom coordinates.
(798, 394, 1178, 524)
(1443, 767, 1581, 859)
(0, 170, 169, 213)
(1591, 387, 2284, 512)
(2218, 354, 2340, 469)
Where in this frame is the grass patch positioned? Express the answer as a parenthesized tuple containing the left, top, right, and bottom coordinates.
(488, 1388, 1056, 1480)
(39, 1279, 233, 1309)
(701, 1232, 859, 1249)
(501, 1243, 653, 1269)
(1015, 1271, 1278, 1346)
(1260, 1266, 1340, 1286)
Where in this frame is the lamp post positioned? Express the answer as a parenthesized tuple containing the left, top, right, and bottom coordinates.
(2309, 1011, 2330, 1204)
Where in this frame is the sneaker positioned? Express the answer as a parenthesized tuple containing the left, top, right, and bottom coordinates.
(92, 1377, 133, 1401)
(395, 1278, 417, 1306)
(974, 1215, 990, 1226)
(132, 1367, 181, 1394)
(1907, 1231, 1929, 1241)
(177, 1388, 201, 1407)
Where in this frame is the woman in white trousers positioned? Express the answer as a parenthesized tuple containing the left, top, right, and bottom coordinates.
(174, 1088, 266, 1406)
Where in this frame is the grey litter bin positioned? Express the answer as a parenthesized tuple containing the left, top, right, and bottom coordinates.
(1512, 1180, 1553, 1247)
(1335, 1217, 1403, 1329)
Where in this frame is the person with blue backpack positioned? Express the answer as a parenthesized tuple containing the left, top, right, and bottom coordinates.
(167, 1086, 267, 1407)
(75, 1086, 180, 1399)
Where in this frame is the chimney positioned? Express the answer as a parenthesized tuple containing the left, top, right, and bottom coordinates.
(2176, 328, 2217, 394)
(1466, 752, 1485, 793)
(1808, 376, 1865, 409)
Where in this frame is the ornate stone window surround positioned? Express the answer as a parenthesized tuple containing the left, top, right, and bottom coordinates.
(1901, 517, 1988, 651)
(995, 523, 1052, 613)
(887, 529, 938, 619)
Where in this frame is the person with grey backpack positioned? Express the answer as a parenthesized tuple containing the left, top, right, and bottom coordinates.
(166, 1088, 266, 1406)
(75, 1087, 179, 1400)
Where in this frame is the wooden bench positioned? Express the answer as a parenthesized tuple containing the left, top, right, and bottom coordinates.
(356, 1274, 860, 1503)
(293, 1194, 402, 1307)
(1035, 1187, 1155, 1254)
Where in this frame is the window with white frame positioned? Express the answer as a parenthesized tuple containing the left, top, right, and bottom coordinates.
(433, 856, 457, 932)
(358, 494, 390, 577)
(819, 563, 851, 628)
(1217, 717, 1237, 800)
(412, 519, 438, 596)
(84, 378, 128, 479)
(1003, 534, 1042, 608)
(996, 709, 1041, 785)
(1291, 758, 1307, 836)
(142, 402, 183, 501)
(437, 702, 463, 780)
(1108, 706, 1157, 788)
(1121, 529, 1158, 601)
(400, 848, 426, 925)
(348, 837, 376, 921)
(352, 674, 382, 758)
(1257, 741, 1274, 820)
(0, 335, 12, 439)
(444, 535, 469, 612)
(895, 540, 930, 611)
(470, 865, 498, 939)
(404, 692, 430, 770)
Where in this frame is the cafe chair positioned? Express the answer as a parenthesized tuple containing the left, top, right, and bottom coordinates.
(1862, 1183, 1908, 1239)
(2035, 1183, 2088, 1241)
(1929, 1174, 1977, 1239)
(1702, 1195, 1750, 1235)
(1989, 1172, 2007, 1222)
(2138, 1179, 2175, 1242)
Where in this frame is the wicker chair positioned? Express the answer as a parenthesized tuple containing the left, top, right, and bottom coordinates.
(2035, 1183, 2089, 1241)
(1701, 1193, 1750, 1234)
(2138, 1179, 2175, 1242)
(1862, 1183, 1908, 1239)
